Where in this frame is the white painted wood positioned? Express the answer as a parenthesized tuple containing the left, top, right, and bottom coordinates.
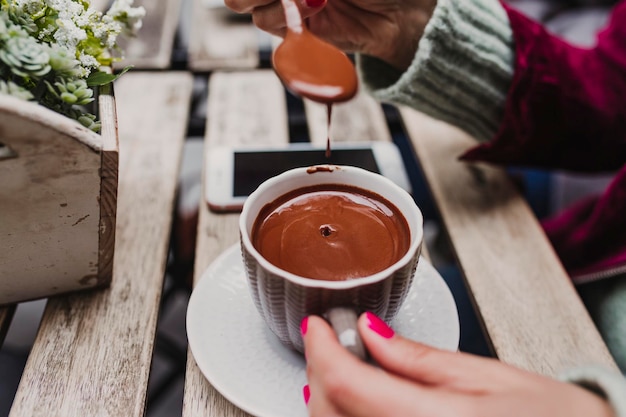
(0, 92, 117, 305)
(9, 72, 194, 417)
(189, 0, 259, 71)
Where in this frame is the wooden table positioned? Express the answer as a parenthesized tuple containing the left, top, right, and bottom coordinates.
(0, 0, 618, 415)
(182, 72, 618, 417)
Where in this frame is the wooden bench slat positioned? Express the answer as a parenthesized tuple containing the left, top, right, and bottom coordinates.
(188, 0, 260, 71)
(182, 70, 288, 417)
(115, 0, 183, 70)
(399, 107, 617, 376)
(303, 91, 392, 146)
(9, 72, 194, 417)
(89, 0, 110, 12)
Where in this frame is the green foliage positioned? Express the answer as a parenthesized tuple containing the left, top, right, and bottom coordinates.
(0, 0, 145, 132)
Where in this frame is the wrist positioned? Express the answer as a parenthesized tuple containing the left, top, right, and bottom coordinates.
(357, 0, 515, 142)
(369, 6, 435, 71)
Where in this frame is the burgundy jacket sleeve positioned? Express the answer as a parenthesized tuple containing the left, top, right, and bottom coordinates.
(460, 1, 626, 173)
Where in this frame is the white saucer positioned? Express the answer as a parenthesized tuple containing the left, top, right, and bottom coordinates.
(187, 244, 460, 417)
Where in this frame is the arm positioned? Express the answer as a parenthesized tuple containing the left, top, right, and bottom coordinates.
(359, 0, 626, 172)
(358, 0, 515, 145)
(462, 0, 626, 172)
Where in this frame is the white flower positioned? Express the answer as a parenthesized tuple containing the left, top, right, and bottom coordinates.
(106, 0, 146, 36)
(0, 0, 144, 132)
(78, 52, 99, 72)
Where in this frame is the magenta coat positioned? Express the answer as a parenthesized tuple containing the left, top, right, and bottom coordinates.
(461, 0, 626, 283)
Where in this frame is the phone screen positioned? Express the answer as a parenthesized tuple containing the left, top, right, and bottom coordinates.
(233, 148, 380, 196)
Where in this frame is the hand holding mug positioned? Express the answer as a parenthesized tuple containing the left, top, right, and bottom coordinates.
(302, 313, 615, 417)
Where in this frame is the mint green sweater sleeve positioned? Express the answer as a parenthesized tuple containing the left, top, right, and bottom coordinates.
(356, 0, 514, 142)
(561, 366, 626, 417)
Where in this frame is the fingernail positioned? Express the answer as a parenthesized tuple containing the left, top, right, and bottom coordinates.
(365, 311, 395, 339)
(303, 384, 311, 405)
(300, 317, 309, 336)
(305, 0, 325, 7)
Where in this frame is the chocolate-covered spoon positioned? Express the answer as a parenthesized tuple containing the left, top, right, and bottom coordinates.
(272, 0, 358, 103)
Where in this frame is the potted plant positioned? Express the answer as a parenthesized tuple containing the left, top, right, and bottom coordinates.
(0, 0, 145, 304)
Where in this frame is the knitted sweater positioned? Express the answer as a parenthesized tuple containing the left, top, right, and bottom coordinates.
(356, 0, 626, 414)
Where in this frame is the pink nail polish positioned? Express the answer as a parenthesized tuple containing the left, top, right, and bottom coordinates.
(365, 311, 394, 339)
(303, 384, 310, 405)
(305, 0, 324, 7)
(300, 317, 308, 336)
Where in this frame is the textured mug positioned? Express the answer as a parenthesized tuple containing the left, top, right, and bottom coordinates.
(239, 165, 423, 355)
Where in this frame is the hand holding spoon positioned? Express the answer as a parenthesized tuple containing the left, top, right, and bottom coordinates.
(272, 0, 358, 103)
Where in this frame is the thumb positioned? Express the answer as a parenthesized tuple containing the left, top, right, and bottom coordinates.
(358, 312, 517, 392)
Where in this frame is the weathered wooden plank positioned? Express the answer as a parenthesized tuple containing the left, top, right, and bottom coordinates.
(89, 0, 110, 12)
(0, 95, 111, 304)
(204, 70, 289, 147)
(182, 70, 289, 417)
(97, 83, 119, 292)
(188, 0, 259, 71)
(399, 107, 617, 375)
(9, 72, 194, 417)
(114, 0, 183, 70)
(304, 90, 392, 145)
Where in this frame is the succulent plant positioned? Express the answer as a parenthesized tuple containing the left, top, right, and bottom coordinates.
(0, 36, 51, 78)
(0, 79, 34, 100)
(50, 78, 94, 105)
(0, 0, 146, 132)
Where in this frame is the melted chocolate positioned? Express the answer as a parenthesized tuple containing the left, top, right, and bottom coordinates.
(272, 29, 358, 104)
(326, 103, 332, 158)
(252, 184, 410, 281)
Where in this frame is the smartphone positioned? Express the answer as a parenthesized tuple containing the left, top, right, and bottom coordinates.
(205, 142, 412, 212)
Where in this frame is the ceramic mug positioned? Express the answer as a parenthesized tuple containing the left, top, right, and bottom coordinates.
(239, 165, 423, 356)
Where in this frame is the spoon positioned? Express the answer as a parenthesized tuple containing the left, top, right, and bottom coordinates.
(272, 0, 358, 103)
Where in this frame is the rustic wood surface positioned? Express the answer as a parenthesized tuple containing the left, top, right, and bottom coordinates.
(9, 72, 194, 417)
(304, 91, 392, 146)
(115, 0, 183, 70)
(399, 108, 617, 375)
(183, 70, 288, 417)
(182, 71, 418, 416)
(97, 84, 119, 290)
(4, 0, 619, 411)
(188, 0, 259, 71)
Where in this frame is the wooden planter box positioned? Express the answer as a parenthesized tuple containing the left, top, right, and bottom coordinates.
(0, 85, 118, 305)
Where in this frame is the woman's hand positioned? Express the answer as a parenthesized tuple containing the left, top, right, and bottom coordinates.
(223, 0, 437, 70)
(301, 312, 614, 417)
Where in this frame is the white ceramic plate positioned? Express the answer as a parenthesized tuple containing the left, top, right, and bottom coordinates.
(187, 244, 460, 417)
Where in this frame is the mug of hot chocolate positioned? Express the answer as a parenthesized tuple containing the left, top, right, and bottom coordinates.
(239, 165, 423, 357)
